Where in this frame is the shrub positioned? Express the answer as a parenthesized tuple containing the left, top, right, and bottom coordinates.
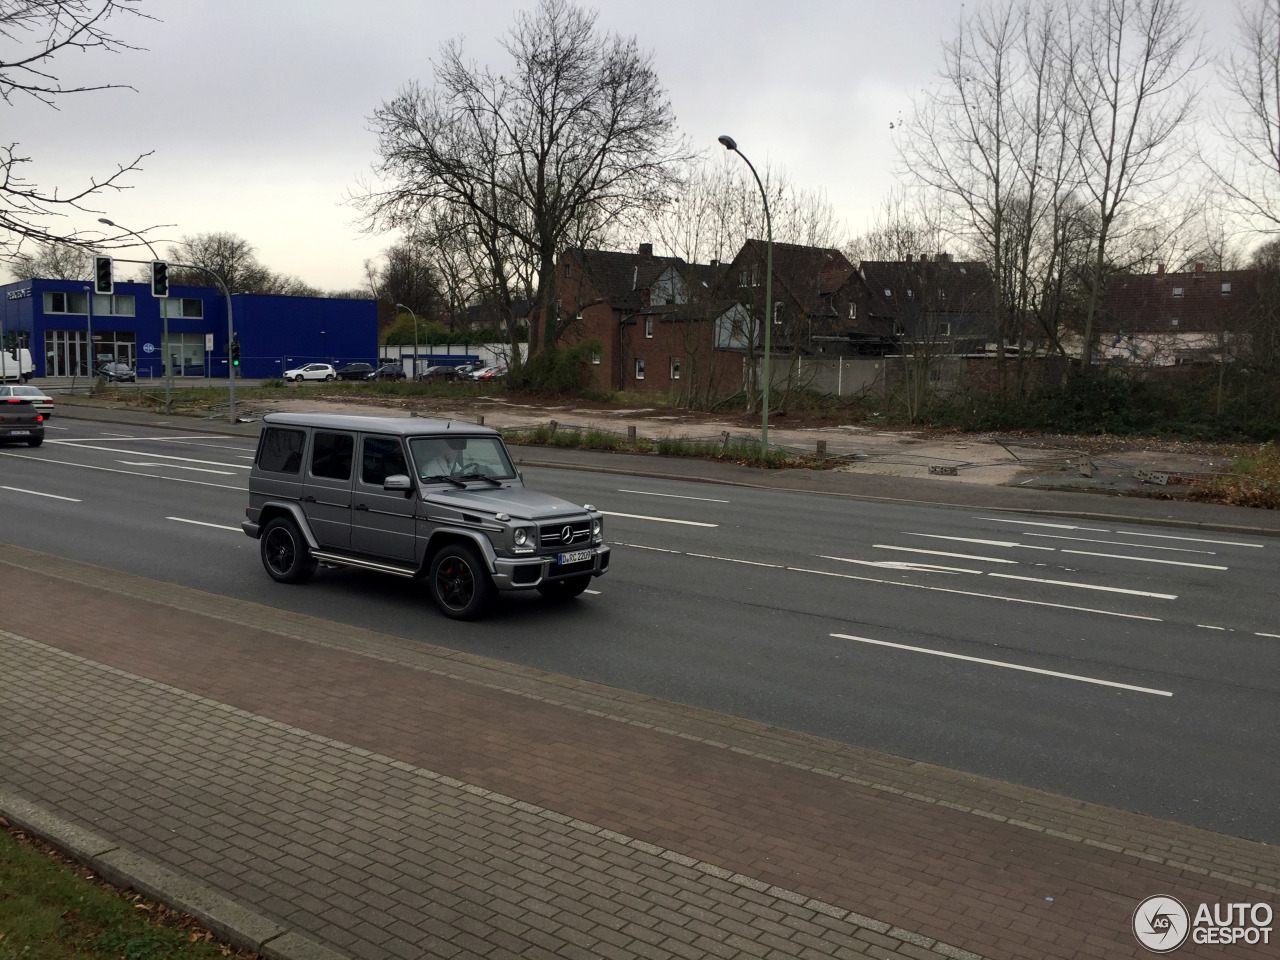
(508, 341, 597, 395)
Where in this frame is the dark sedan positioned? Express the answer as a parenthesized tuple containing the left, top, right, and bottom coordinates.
(369, 363, 407, 380)
(0, 397, 45, 447)
(335, 363, 375, 381)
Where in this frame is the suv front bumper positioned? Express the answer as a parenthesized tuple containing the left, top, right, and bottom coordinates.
(491, 544, 610, 591)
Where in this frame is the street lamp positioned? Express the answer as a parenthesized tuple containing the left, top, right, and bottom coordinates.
(99, 217, 166, 408)
(718, 135, 773, 461)
(396, 303, 419, 379)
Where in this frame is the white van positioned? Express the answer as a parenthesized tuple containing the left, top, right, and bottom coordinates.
(0, 348, 34, 383)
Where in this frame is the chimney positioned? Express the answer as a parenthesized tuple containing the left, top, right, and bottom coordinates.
(936, 252, 951, 263)
(638, 243, 653, 258)
(1157, 264, 1165, 277)
(1195, 262, 1204, 277)
(710, 259, 719, 269)
(906, 254, 913, 263)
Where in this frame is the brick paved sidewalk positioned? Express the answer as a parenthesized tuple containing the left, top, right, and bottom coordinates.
(1, 545, 1276, 960)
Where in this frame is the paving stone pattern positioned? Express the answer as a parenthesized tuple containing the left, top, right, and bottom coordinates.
(1, 548, 1277, 960)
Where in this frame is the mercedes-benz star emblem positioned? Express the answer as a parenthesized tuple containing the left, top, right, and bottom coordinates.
(561, 525, 573, 542)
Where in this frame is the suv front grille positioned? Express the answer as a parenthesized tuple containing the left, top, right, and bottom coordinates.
(539, 519, 592, 548)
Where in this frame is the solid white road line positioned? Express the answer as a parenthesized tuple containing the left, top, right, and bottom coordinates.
(976, 517, 1110, 532)
(49, 441, 250, 469)
(1059, 549, 1227, 570)
(166, 517, 242, 532)
(1023, 532, 1216, 554)
(686, 552, 784, 568)
(874, 544, 1019, 564)
(987, 572, 1177, 599)
(1257, 632, 1280, 639)
(58, 435, 224, 442)
(614, 542, 683, 553)
(118, 461, 235, 475)
(0, 451, 242, 490)
(0, 485, 81, 502)
(618, 488, 731, 503)
(1120, 531, 1264, 548)
(819, 555, 983, 574)
(905, 533, 1054, 551)
(602, 510, 717, 527)
(790, 565, 1162, 621)
(830, 633, 1173, 697)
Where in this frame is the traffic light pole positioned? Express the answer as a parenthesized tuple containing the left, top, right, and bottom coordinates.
(168, 262, 236, 423)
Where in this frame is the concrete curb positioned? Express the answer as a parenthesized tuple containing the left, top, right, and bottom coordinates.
(0, 790, 348, 960)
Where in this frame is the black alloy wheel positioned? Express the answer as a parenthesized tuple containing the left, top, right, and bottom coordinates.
(429, 543, 495, 620)
(260, 517, 317, 584)
(26, 437, 42, 448)
(536, 574, 591, 600)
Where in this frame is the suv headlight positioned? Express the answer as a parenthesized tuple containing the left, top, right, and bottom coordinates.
(512, 526, 535, 553)
(592, 518, 602, 539)
(514, 528, 529, 546)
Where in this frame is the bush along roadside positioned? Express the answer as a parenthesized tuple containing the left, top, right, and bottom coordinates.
(1187, 442, 1280, 509)
(501, 422, 811, 469)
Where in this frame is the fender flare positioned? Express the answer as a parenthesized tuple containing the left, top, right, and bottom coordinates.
(425, 527, 498, 574)
(256, 501, 320, 550)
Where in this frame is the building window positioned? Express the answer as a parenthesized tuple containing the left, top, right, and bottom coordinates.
(1172, 287, 1184, 298)
(670, 356, 680, 380)
(635, 358, 645, 380)
(645, 317, 653, 338)
(848, 302, 857, 319)
(893, 322, 906, 336)
(739, 269, 749, 288)
(938, 322, 951, 336)
(938, 289, 946, 300)
(751, 266, 761, 287)
(906, 288, 914, 299)
(1221, 282, 1232, 294)
(43, 291, 88, 314)
(563, 261, 571, 277)
(92, 294, 135, 316)
(884, 288, 892, 297)
(163, 298, 204, 319)
(1171, 317, 1179, 327)
(591, 347, 601, 365)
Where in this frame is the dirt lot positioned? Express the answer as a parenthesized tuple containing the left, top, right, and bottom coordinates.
(235, 391, 1238, 494)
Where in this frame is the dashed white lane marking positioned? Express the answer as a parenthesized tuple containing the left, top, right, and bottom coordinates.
(602, 511, 717, 528)
(1023, 532, 1217, 554)
(615, 542, 682, 553)
(988, 573, 1177, 599)
(1059, 549, 1227, 571)
(906, 533, 1054, 551)
(166, 516, 242, 532)
(0, 451, 241, 490)
(1258, 632, 1280, 639)
(976, 517, 1110, 532)
(584, 589, 602, 595)
(790, 566, 1162, 621)
(874, 544, 1019, 564)
(1120, 531, 1264, 548)
(0, 485, 81, 502)
(119, 461, 235, 475)
(686, 553, 784, 568)
(831, 633, 1173, 697)
(618, 489, 731, 503)
(1197, 625, 1227, 631)
(819, 555, 981, 574)
(49, 440, 251, 469)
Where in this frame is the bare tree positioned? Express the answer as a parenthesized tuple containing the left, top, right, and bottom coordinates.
(1069, 0, 1203, 365)
(1, 0, 155, 259)
(166, 232, 272, 293)
(6, 240, 91, 280)
(357, 0, 688, 357)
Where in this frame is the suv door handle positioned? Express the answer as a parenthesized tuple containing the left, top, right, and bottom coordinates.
(355, 503, 368, 511)
(302, 495, 316, 503)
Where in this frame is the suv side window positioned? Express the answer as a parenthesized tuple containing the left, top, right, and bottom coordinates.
(360, 435, 408, 486)
(311, 431, 353, 480)
(257, 427, 305, 474)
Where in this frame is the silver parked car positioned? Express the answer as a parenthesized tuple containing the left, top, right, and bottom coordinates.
(242, 413, 609, 619)
(0, 384, 53, 418)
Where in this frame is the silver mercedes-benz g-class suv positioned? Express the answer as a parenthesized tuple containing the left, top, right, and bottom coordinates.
(242, 413, 609, 619)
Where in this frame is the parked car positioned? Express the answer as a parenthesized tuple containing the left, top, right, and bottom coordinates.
(336, 362, 374, 381)
(97, 362, 136, 382)
(0, 397, 44, 447)
(474, 365, 507, 382)
(284, 363, 337, 383)
(243, 413, 609, 619)
(370, 363, 407, 380)
(452, 363, 485, 380)
(0, 385, 54, 418)
(417, 365, 460, 380)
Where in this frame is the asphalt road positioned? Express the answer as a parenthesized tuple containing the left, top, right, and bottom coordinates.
(2, 417, 1277, 844)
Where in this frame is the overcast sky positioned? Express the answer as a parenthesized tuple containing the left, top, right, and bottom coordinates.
(7, 0, 1237, 291)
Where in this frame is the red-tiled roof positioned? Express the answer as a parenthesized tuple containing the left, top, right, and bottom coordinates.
(858, 257, 992, 319)
(1102, 268, 1259, 333)
(736, 240, 856, 317)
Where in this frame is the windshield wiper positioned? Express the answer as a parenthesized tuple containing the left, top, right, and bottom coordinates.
(455, 472, 502, 486)
(421, 474, 466, 488)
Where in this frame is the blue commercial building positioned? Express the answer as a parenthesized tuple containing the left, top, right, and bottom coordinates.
(1, 278, 377, 380)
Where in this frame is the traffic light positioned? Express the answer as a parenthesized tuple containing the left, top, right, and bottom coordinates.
(150, 260, 169, 298)
(93, 256, 113, 295)
(230, 338, 241, 367)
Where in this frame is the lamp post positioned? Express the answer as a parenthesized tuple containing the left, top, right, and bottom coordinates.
(718, 135, 773, 461)
(396, 303, 419, 379)
(99, 217, 165, 407)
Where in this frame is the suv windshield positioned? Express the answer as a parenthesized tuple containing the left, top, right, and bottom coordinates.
(409, 435, 517, 483)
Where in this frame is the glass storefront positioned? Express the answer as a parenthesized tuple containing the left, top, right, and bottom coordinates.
(44, 330, 136, 377)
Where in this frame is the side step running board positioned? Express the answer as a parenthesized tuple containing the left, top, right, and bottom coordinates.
(310, 551, 419, 578)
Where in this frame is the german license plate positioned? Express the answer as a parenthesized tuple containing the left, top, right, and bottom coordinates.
(558, 549, 592, 565)
(8, 429, 29, 436)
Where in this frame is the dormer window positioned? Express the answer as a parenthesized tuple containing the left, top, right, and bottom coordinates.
(847, 303, 857, 319)
(1221, 282, 1232, 294)
(1171, 317, 1179, 327)
(1172, 287, 1184, 298)
(884, 288, 892, 297)
(906, 289, 914, 299)
(938, 289, 946, 300)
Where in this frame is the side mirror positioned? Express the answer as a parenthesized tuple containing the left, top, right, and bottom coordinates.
(383, 474, 412, 493)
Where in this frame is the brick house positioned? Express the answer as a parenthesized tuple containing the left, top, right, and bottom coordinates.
(1098, 263, 1261, 364)
(857, 254, 995, 353)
